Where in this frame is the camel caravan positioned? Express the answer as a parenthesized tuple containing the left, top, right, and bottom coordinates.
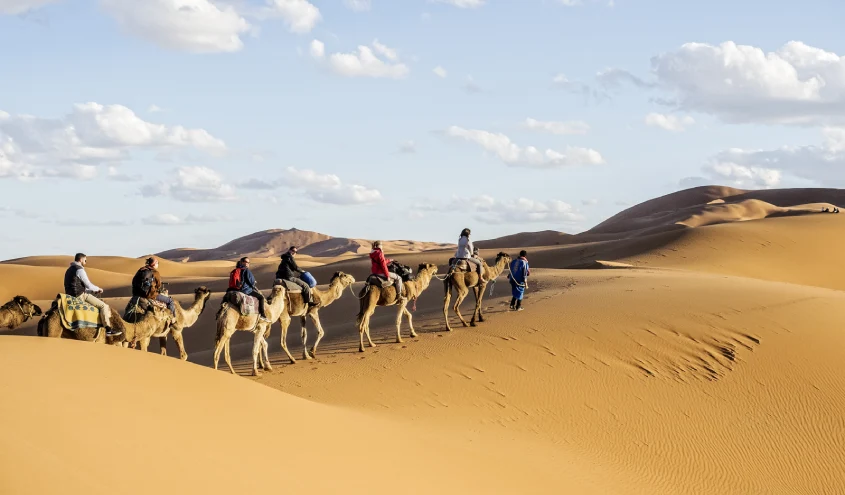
(15, 228, 531, 376)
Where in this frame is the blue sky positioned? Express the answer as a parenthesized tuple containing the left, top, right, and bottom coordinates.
(1, 0, 844, 259)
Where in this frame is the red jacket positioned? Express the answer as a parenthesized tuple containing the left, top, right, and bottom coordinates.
(370, 248, 390, 277)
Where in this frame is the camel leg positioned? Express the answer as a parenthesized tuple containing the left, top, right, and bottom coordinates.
(357, 309, 376, 352)
(364, 315, 376, 349)
(224, 338, 236, 375)
(279, 315, 296, 364)
(470, 285, 483, 326)
(405, 305, 417, 338)
(309, 312, 325, 358)
(139, 337, 151, 352)
(443, 284, 454, 332)
(171, 329, 188, 361)
(212, 328, 234, 371)
(158, 336, 169, 356)
(395, 303, 406, 343)
(300, 316, 312, 361)
(453, 287, 471, 328)
(260, 337, 272, 371)
(251, 329, 267, 376)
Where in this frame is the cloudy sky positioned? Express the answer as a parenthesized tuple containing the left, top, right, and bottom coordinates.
(1, 0, 843, 259)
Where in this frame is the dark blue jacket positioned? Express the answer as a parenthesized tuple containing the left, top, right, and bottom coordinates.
(238, 264, 259, 295)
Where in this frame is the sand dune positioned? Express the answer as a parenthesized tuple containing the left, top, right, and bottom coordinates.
(0, 336, 624, 495)
(3, 184, 845, 493)
(156, 227, 453, 261)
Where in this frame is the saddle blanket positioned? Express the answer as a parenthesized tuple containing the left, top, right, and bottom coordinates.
(225, 291, 259, 315)
(365, 274, 394, 288)
(58, 294, 100, 331)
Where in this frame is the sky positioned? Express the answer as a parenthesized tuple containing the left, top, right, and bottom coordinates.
(1, 0, 845, 260)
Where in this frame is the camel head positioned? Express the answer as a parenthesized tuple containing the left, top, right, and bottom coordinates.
(495, 252, 511, 265)
(194, 286, 212, 300)
(417, 263, 438, 276)
(330, 271, 356, 288)
(12, 295, 42, 320)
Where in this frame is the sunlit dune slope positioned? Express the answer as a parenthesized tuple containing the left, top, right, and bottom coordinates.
(257, 268, 845, 495)
(0, 336, 623, 495)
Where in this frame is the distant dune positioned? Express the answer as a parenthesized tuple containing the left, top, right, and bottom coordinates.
(156, 227, 454, 262)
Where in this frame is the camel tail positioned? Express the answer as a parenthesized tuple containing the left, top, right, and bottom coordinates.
(214, 303, 229, 344)
(356, 285, 370, 318)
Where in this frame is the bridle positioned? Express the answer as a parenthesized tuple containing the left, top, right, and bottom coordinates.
(15, 301, 34, 320)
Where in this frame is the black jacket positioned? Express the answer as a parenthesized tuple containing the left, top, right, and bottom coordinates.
(275, 252, 301, 280)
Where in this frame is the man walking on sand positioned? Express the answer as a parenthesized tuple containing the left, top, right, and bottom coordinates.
(508, 250, 530, 311)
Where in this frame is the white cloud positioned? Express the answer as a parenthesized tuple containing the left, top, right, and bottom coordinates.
(644, 113, 695, 132)
(398, 140, 416, 153)
(106, 166, 139, 182)
(433, 66, 447, 78)
(428, 0, 485, 7)
(43, 164, 99, 180)
(0, 0, 57, 14)
(310, 39, 409, 79)
(142, 212, 231, 225)
(261, 0, 321, 33)
(240, 167, 381, 205)
(596, 67, 655, 89)
(683, 127, 845, 188)
(523, 118, 590, 135)
(148, 104, 166, 113)
(371, 39, 397, 61)
(309, 39, 325, 58)
(463, 75, 481, 93)
(582, 198, 599, 206)
(445, 126, 604, 168)
(343, 0, 371, 11)
(99, 0, 253, 53)
(141, 166, 237, 202)
(420, 195, 583, 225)
(0, 103, 225, 172)
(652, 41, 845, 126)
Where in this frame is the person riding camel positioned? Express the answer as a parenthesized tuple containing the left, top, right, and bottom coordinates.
(132, 257, 175, 314)
(454, 228, 485, 280)
(276, 246, 314, 305)
(64, 252, 121, 336)
(228, 257, 268, 320)
(370, 241, 406, 302)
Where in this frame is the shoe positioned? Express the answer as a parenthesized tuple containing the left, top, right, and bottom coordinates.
(516, 307, 524, 312)
(105, 327, 123, 337)
(509, 306, 515, 311)
(259, 316, 270, 322)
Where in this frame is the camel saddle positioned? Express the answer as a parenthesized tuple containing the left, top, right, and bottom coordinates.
(223, 290, 259, 315)
(365, 274, 394, 288)
(273, 278, 304, 294)
(448, 258, 481, 275)
(56, 293, 100, 331)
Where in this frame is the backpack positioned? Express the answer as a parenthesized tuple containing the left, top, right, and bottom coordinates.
(229, 267, 245, 290)
(388, 261, 414, 282)
(133, 267, 156, 298)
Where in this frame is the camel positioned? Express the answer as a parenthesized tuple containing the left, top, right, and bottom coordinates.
(213, 284, 287, 376)
(38, 298, 174, 346)
(274, 271, 357, 363)
(355, 263, 439, 353)
(152, 287, 212, 360)
(0, 295, 42, 330)
(443, 252, 511, 332)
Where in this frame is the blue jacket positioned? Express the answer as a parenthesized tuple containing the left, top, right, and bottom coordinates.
(239, 264, 259, 295)
(509, 258, 530, 284)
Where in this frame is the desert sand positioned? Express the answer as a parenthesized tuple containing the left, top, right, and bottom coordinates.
(1, 185, 844, 494)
